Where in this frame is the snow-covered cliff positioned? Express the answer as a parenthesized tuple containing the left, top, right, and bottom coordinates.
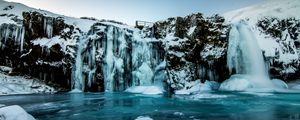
(224, 0, 300, 80)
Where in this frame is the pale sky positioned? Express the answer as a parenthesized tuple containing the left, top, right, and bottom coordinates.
(5, 0, 264, 25)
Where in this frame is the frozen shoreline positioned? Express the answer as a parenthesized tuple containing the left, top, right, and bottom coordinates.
(0, 71, 56, 95)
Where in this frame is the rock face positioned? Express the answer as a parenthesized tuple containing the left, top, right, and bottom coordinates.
(153, 13, 229, 92)
(257, 17, 300, 80)
(0, 11, 76, 90)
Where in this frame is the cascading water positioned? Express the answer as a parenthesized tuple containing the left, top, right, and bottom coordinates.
(226, 21, 275, 88)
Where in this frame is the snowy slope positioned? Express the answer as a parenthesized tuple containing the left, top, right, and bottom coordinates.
(0, 0, 97, 32)
(224, 0, 300, 24)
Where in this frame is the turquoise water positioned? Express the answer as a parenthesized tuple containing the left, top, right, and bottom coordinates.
(1, 92, 300, 120)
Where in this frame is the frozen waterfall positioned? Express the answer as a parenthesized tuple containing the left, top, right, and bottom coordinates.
(226, 21, 275, 88)
(72, 24, 165, 92)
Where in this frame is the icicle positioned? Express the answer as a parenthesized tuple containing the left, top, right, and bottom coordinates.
(4, 25, 9, 44)
(44, 18, 54, 38)
(14, 27, 19, 46)
(20, 27, 25, 52)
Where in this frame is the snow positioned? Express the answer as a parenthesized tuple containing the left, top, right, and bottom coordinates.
(219, 74, 253, 91)
(69, 89, 82, 93)
(292, 85, 300, 90)
(32, 36, 66, 51)
(173, 112, 184, 116)
(271, 79, 288, 89)
(135, 116, 153, 120)
(0, 72, 55, 95)
(174, 80, 219, 95)
(189, 93, 229, 100)
(188, 26, 196, 35)
(0, 105, 36, 120)
(0, 0, 97, 32)
(224, 0, 300, 24)
(287, 80, 300, 90)
(200, 44, 225, 59)
(125, 86, 163, 95)
(0, 66, 12, 73)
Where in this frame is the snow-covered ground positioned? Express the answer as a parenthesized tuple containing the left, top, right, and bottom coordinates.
(0, 71, 55, 95)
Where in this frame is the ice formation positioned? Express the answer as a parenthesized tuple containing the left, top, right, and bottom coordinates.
(72, 24, 165, 92)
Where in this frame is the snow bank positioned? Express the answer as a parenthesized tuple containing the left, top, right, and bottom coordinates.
(223, 0, 300, 24)
(0, 66, 12, 73)
(135, 116, 153, 120)
(0, 72, 55, 95)
(125, 86, 163, 95)
(271, 79, 288, 89)
(219, 74, 253, 91)
(292, 85, 300, 90)
(0, 105, 36, 120)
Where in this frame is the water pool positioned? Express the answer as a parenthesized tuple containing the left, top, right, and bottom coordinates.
(0, 92, 300, 120)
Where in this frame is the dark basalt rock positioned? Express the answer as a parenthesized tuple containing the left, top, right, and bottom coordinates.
(153, 13, 229, 91)
(0, 11, 77, 90)
(257, 17, 300, 81)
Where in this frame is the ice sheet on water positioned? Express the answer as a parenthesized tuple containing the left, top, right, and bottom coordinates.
(189, 93, 229, 100)
(135, 116, 153, 120)
(0, 105, 36, 120)
(125, 86, 163, 95)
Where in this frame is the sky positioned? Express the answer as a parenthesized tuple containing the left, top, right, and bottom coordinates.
(5, 0, 264, 26)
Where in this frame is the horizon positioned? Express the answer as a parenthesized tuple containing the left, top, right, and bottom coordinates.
(4, 0, 264, 25)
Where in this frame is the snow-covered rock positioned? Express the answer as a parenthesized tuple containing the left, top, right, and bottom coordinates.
(174, 80, 220, 95)
(224, 0, 300, 24)
(0, 105, 36, 120)
(219, 74, 253, 91)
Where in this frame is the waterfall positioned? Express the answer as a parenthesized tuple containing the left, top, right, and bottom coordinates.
(227, 21, 275, 88)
